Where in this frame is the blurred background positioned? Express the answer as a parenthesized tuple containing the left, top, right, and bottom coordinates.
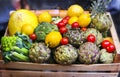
(0, 0, 120, 41)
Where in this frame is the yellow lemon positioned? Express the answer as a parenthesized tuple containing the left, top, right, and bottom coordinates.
(45, 31, 62, 48)
(21, 24, 34, 35)
(78, 13, 91, 28)
(68, 16, 78, 25)
(38, 11, 52, 23)
(67, 4, 84, 17)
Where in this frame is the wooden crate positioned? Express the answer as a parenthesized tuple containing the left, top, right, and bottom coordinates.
(0, 10, 120, 77)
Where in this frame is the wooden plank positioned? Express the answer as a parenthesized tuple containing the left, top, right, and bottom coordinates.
(0, 60, 120, 72)
(108, 13, 120, 63)
(109, 13, 120, 54)
(0, 70, 119, 77)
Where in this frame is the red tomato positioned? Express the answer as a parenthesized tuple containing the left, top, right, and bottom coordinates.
(64, 16, 70, 20)
(87, 34, 96, 43)
(106, 44, 115, 53)
(59, 27, 67, 34)
(81, 27, 87, 31)
(61, 37, 69, 45)
(101, 40, 111, 48)
(71, 22, 79, 28)
(57, 21, 65, 28)
(62, 19, 68, 25)
(29, 33, 37, 41)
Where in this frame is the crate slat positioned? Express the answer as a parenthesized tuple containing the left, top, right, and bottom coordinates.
(1, 60, 120, 72)
(0, 70, 119, 77)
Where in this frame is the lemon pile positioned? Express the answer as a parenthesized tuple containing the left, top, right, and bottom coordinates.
(67, 4, 91, 28)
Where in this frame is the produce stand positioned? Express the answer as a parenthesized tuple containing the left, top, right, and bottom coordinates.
(0, 10, 120, 77)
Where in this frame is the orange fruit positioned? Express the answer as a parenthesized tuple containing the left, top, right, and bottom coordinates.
(67, 4, 84, 17)
(21, 24, 34, 35)
(78, 13, 91, 28)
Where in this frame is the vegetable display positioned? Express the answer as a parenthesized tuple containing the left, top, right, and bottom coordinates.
(0, 0, 116, 65)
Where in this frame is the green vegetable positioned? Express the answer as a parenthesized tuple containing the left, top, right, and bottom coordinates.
(12, 52, 29, 62)
(12, 46, 29, 56)
(34, 22, 58, 41)
(15, 32, 32, 49)
(1, 36, 18, 52)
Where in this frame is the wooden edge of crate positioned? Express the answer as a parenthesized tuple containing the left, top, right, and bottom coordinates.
(0, 70, 119, 77)
(0, 60, 120, 72)
(108, 13, 120, 63)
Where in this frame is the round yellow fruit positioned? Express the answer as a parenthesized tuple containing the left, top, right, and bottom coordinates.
(21, 24, 34, 35)
(67, 4, 84, 17)
(38, 11, 52, 23)
(78, 13, 91, 28)
(68, 16, 78, 25)
(8, 9, 38, 35)
(45, 31, 62, 48)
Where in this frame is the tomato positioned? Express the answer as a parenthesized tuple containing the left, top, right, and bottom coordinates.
(62, 19, 68, 25)
(59, 27, 67, 34)
(64, 16, 70, 20)
(71, 22, 80, 28)
(87, 34, 96, 43)
(106, 44, 115, 53)
(81, 27, 87, 31)
(29, 33, 37, 41)
(57, 21, 65, 28)
(101, 40, 111, 48)
(103, 37, 114, 44)
(61, 37, 69, 45)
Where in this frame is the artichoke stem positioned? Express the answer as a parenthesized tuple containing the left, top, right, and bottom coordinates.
(102, 31, 108, 37)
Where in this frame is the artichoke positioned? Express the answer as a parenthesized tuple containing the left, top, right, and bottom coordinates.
(63, 28, 85, 47)
(91, 13, 112, 32)
(29, 42, 51, 63)
(54, 44, 78, 65)
(100, 49, 114, 64)
(78, 42, 100, 64)
(83, 28, 103, 45)
(35, 22, 58, 41)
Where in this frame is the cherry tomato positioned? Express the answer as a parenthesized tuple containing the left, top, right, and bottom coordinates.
(101, 40, 111, 48)
(87, 34, 96, 43)
(64, 16, 70, 20)
(81, 27, 87, 31)
(62, 19, 68, 25)
(71, 22, 79, 28)
(57, 21, 65, 28)
(29, 33, 37, 41)
(106, 44, 115, 53)
(61, 37, 69, 45)
(59, 27, 67, 34)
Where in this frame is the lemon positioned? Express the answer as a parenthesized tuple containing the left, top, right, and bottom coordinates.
(45, 31, 62, 48)
(68, 16, 78, 25)
(67, 4, 84, 17)
(21, 24, 34, 35)
(78, 13, 91, 28)
(8, 9, 38, 35)
(38, 11, 52, 23)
